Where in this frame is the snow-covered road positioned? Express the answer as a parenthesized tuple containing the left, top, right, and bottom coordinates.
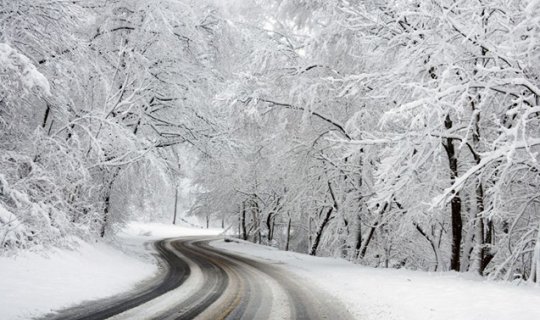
(47, 236, 351, 320)
(0, 223, 222, 320)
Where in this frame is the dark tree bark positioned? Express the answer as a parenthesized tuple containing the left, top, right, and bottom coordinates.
(266, 212, 275, 242)
(443, 114, 463, 272)
(479, 189, 494, 274)
(358, 203, 388, 259)
(309, 207, 334, 256)
(172, 187, 178, 225)
(415, 223, 440, 271)
(42, 102, 51, 129)
(266, 197, 280, 242)
(359, 221, 377, 259)
(100, 168, 121, 238)
(354, 215, 362, 259)
(100, 193, 110, 238)
(251, 198, 261, 244)
(285, 215, 292, 251)
(241, 201, 247, 240)
(309, 181, 337, 256)
(470, 98, 494, 275)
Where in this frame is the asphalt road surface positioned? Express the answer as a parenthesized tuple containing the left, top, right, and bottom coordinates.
(43, 237, 353, 320)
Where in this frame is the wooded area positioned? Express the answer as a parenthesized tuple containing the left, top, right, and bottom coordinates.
(1, 0, 539, 282)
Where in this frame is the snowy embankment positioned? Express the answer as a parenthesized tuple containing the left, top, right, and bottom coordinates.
(212, 239, 540, 320)
(0, 222, 222, 320)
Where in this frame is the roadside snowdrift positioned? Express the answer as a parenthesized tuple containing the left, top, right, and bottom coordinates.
(0, 239, 156, 320)
(213, 239, 540, 320)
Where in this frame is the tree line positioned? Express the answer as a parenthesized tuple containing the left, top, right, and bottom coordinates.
(191, 0, 540, 282)
(0, 0, 223, 249)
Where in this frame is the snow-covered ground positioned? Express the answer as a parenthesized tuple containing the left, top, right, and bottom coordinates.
(3, 223, 538, 320)
(121, 221, 223, 240)
(0, 222, 222, 320)
(212, 239, 540, 320)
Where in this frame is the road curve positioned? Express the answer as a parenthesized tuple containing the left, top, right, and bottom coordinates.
(43, 237, 352, 320)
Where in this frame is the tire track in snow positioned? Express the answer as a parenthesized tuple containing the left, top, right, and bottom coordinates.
(43, 236, 352, 320)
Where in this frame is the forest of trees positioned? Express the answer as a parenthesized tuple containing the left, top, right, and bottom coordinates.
(0, 0, 224, 245)
(1, 0, 539, 282)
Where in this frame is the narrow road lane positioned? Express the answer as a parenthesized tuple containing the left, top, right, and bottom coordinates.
(44, 237, 352, 320)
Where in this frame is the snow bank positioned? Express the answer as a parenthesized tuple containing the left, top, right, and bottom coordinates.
(0, 239, 155, 320)
(212, 239, 540, 320)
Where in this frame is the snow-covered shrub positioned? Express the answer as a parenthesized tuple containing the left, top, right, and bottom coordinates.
(0, 201, 28, 249)
(0, 43, 51, 96)
(0, 150, 92, 252)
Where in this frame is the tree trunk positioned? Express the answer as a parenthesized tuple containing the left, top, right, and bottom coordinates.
(529, 229, 540, 283)
(309, 207, 334, 256)
(100, 168, 121, 238)
(415, 223, 440, 271)
(266, 212, 275, 242)
(358, 203, 387, 259)
(359, 223, 377, 259)
(354, 213, 363, 259)
(476, 183, 492, 274)
(42, 102, 51, 129)
(479, 210, 494, 274)
(461, 204, 476, 272)
(285, 215, 292, 251)
(100, 193, 110, 238)
(251, 199, 261, 243)
(471, 103, 494, 275)
(443, 114, 463, 272)
(172, 187, 178, 225)
(241, 201, 247, 240)
(341, 218, 350, 259)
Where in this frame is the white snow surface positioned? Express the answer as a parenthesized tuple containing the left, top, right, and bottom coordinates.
(212, 239, 540, 320)
(121, 221, 223, 240)
(4, 222, 536, 320)
(0, 222, 222, 320)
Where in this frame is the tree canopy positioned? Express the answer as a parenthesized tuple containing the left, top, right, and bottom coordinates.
(1, 0, 540, 282)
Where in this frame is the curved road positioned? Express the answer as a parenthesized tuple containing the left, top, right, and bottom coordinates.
(44, 237, 352, 320)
